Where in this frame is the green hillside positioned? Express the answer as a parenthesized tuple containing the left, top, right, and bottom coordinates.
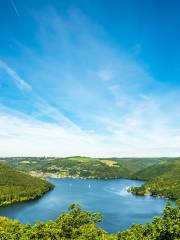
(0, 163, 54, 206)
(0, 156, 165, 179)
(131, 159, 179, 180)
(130, 160, 180, 199)
(1, 157, 180, 200)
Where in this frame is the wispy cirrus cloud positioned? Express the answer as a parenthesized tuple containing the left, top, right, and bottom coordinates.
(10, 0, 20, 17)
(0, 106, 115, 157)
(0, 60, 82, 131)
(1, 102, 180, 157)
(0, 60, 32, 92)
(1, 5, 180, 157)
(97, 67, 115, 81)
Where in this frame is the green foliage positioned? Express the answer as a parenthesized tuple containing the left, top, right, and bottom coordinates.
(0, 163, 54, 206)
(1, 157, 180, 200)
(0, 203, 179, 240)
(0, 156, 167, 179)
(0, 157, 179, 239)
(0, 204, 110, 240)
(116, 201, 180, 240)
(130, 160, 180, 199)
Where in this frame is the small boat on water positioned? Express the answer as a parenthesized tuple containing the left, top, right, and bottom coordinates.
(88, 184, 91, 188)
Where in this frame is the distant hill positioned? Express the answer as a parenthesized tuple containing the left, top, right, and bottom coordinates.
(0, 163, 54, 206)
(1, 156, 180, 200)
(0, 156, 166, 179)
(131, 158, 179, 180)
(130, 159, 180, 199)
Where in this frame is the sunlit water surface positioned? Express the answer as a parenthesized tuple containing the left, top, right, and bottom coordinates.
(0, 178, 169, 233)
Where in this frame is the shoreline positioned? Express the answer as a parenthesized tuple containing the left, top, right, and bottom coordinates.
(30, 171, 176, 200)
(0, 171, 175, 208)
(0, 185, 54, 207)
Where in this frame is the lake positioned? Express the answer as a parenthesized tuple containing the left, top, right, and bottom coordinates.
(0, 178, 169, 233)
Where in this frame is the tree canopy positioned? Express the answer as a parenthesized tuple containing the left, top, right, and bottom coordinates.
(0, 202, 179, 240)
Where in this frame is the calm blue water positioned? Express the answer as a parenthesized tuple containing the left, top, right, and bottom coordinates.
(0, 178, 169, 233)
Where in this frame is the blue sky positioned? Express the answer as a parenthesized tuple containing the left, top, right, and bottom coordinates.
(0, 0, 180, 157)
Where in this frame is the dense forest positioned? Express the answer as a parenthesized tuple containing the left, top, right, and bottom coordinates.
(130, 159, 180, 199)
(0, 202, 179, 239)
(1, 156, 180, 200)
(0, 163, 54, 206)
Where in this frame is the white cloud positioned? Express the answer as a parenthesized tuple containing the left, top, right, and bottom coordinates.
(0, 60, 32, 92)
(34, 96, 83, 132)
(0, 60, 83, 132)
(0, 107, 111, 157)
(0, 104, 180, 157)
(1, 7, 180, 158)
(97, 67, 115, 81)
(95, 95, 180, 156)
(10, 0, 20, 17)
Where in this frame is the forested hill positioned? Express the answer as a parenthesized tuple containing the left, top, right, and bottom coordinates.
(130, 159, 180, 199)
(131, 159, 180, 180)
(0, 163, 54, 206)
(1, 156, 180, 200)
(0, 156, 171, 179)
